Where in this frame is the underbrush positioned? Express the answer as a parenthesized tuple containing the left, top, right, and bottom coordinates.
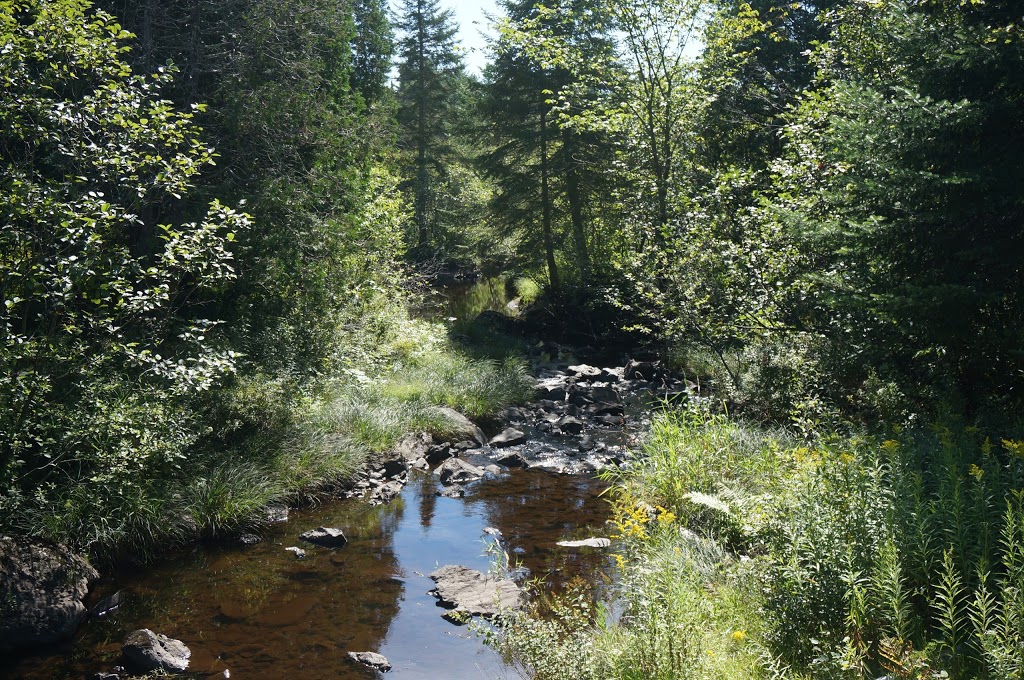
(489, 404, 1024, 679)
(1, 317, 533, 565)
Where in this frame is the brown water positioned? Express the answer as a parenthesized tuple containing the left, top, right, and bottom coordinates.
(6, 470, 611, 679)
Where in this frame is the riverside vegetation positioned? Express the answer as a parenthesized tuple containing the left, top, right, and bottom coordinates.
(3, 0, 1023, 678)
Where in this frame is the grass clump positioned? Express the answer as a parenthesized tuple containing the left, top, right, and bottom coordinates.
(1, 317, 532, 565)
(488, 402, 1024, 680)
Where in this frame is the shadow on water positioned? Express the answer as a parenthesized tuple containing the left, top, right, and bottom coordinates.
(6, 469, 611, 679)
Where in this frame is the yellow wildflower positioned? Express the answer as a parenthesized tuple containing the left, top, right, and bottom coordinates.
(732, 630, 748, 642)
(968, 464, 984, 480)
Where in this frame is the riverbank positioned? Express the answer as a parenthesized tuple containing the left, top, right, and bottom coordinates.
(489, 403, 1024, 679)
(1, 314, 535, 568)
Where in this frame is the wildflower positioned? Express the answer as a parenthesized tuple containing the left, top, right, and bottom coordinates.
(1002, 439, 1024, 458)
(612, 553, 626, 570)
(881, 439, 900, 452)
(731, 630, 748, 642)
(968, 464, 984, 480)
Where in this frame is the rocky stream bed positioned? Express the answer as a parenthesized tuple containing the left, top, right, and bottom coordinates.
(2, 351, 690, 679)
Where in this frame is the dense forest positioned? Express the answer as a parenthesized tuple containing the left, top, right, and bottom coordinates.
(2, 0, 1023, 677)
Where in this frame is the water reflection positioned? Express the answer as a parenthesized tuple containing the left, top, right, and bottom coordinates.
(5, 469, 610, 679)
(415, 277, 513, 322)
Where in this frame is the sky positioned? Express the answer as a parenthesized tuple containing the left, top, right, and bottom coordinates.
(391, 0, 502, 76)
(447, 0, 502, 74)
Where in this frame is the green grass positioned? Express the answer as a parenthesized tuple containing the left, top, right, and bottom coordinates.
(488, 403, 1024, 680)
(3, 317, 534, 565)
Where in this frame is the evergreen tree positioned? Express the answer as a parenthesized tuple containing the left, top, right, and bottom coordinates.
(394, 0, 465, 253)
(352, 0, 394, 105)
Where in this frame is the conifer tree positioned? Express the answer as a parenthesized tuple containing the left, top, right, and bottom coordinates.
(394, 0, 465, 253)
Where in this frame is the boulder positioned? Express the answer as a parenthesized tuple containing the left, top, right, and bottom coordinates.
(395, 432, 432, 464)
(567, 364, 602, 378)
(489, 428, 526, 448)
(596, 414, 625, 427)
(122, 629, 190, 673)
(299, 527, 348, 548)
(435, 407, 487, 446)
(0, 536, 99, 651)
(238, 533, 261, 546)
(348, 651, 391, 672)
(624, 359, 663, 382)
(535, 377, 569, 401)
(495, 452, 528, 468)
(434, 458, 485, 485)
(88, 590, 125, 619)
(428, 565, 523, 619)
(557, 415, 585, 434)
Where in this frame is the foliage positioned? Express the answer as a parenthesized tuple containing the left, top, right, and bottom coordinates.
(0, 0, 247, 542)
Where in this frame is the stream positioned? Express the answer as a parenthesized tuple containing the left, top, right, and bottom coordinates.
(5, 278, 675, 680)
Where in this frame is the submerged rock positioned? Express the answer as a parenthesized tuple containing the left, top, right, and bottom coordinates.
(299, 527, 348, 548)
(556, 538, 612, 548)
(436, 485, 466, 498)
(122, 629, 190, 673)
(347, 651, 391, 672)
(285, 547, 307, 559)
(428, 565, 523, 619)
(0, 536, 99, 651)
(489, 427, 526, 448)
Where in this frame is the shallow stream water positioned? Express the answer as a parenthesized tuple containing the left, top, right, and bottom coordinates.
(7, 470, 611, 679)
(5, 278, 637, 680)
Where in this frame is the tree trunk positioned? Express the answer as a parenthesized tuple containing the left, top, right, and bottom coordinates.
(563, 128, 589, 282)
(540, 106, 559, 291)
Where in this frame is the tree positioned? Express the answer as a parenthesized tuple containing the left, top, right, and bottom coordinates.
(394, 0, 465, 253)
(0, 0, 247, 510)
(352, 0, 394, 106)
(482, 0, 617, 288)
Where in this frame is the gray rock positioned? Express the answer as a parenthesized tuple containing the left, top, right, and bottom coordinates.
(0, 536, 99, 651)
(285, 546, 307, 559)
(588, 386, 620, 403)
(495, 452, 528, 468)
(587, 402, 624, 417)
(578, 436, 596, 452)
(122, 629, 190, 673)
(535, 377, 569, 401)
(425, 444, 454, 466)
(369, 480, 404, 506)
(436, 485, 466, 498)
(238, 533, 261, 546)
(299, 527, 348, 548)
(556, 416, 584, 434)
(395, 432, 431, 463)
(596, 414, 625, 427)
(434, 457, 485, 485)
(428, 565, 523, 619)
(90, 673, 119, 680)
(601, 367, 624, 382)
(347, 651, 391, 672)
(489, 427, 526, 448)
(264, 504, 289, 523)
(624, 359, 663, 382)
(435, 407, 487, 446)
(556, 538, 612, 548)
(568, 364, 602, 378)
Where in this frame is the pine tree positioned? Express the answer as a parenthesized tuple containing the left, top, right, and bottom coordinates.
(394, 0, 465, 253)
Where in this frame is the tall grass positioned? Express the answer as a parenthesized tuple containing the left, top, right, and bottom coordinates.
(4, 318, 534, 565)
(488, 403, 1024, 679)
